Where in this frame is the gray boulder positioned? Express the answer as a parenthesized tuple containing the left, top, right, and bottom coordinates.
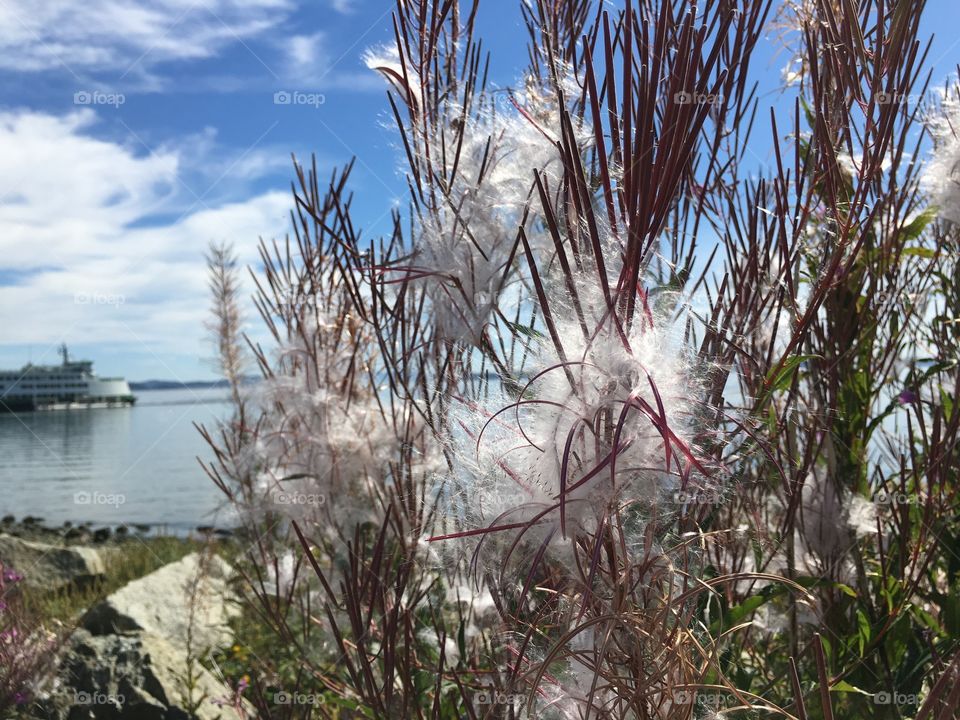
(83, 552, 239, 651)
(29, 552, 246, 720)
(0, 533, 106, 591)
(31, 629, 245, 720)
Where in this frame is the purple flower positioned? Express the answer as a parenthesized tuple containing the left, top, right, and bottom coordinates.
(898, 389, 919, 405)
(2, 567, 24, 583)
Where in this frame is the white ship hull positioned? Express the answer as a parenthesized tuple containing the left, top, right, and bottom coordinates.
(0, 345, 136, 412)
(34, 400, 134, 411)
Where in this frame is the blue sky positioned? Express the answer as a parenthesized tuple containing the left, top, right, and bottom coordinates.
(0, 0, 958, 382)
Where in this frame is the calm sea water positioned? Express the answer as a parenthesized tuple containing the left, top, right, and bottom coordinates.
(0, 388, 236, 532)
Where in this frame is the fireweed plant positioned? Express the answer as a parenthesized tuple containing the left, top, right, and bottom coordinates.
(0, 565, 59, 712)
(201, 0, 960, 718)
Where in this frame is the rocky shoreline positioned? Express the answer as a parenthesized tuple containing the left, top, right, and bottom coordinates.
(0, 517, 245, 719)
(0, 515, 234, 546)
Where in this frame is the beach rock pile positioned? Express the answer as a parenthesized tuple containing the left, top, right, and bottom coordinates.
(30, 553, 246, 720)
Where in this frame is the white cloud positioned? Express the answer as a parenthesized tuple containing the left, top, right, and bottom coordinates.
(0, 109, 290, 365)
(0, 110, 178, 267)
(0, 0, 294, 74)
(169, 126, 292, 184)
(285, 32, 327, 78)
(330, 0, 354, 14)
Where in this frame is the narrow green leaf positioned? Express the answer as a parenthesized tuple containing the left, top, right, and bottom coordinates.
(900, 206, 938, 241)
(709, 585, 785, 635)
(856, 609, 871, 656)
(505, 321, 545, 339)
(765, 354, 820, 395)
(831, 680, 872, 696)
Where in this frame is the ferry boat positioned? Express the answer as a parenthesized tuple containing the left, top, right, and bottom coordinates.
(0, 344, 136, 412)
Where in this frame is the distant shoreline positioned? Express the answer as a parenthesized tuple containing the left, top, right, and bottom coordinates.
(129, 377, 260, 391)
(129, 379, 231, 391)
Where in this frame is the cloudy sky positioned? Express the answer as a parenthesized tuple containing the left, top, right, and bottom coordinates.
(0, 1, 958, 382)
